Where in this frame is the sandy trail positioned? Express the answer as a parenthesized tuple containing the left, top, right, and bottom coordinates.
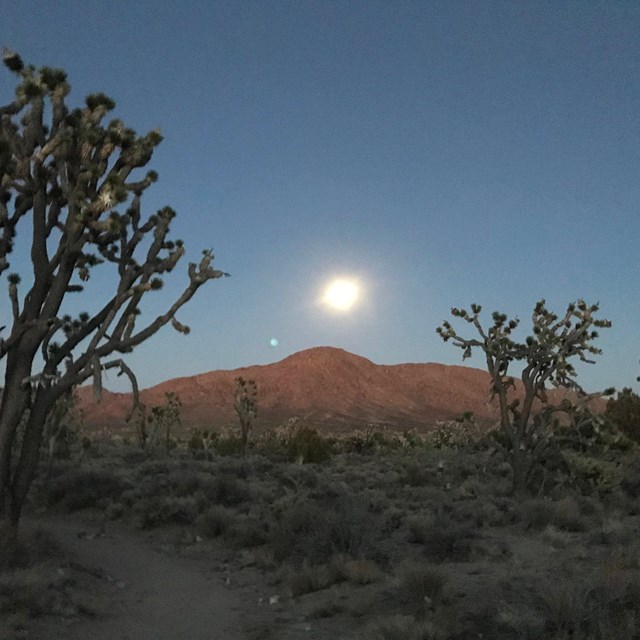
(24, 517, 253, 640)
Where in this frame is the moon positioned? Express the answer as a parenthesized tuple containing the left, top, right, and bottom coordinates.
(321, 278, 360, 312)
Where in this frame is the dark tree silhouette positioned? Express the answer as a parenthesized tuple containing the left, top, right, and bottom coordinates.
(437, 299, 612, 494)
(0, 50, 227, 550)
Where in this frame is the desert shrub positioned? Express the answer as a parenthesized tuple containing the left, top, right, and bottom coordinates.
(605, 387, 640, 444)
(135, 495, 199, 529)
(197, 505, 235, 538)
(270, 494, 384, 564)
(551, 497, 587, 532)
(424, 414, 482, 449)
(403, 462, 432, 487)
(286, 426, 332, 463)
(518, 498, 586, 532)
(553, 412, 633, 454)
(223, 514, 267, 548)
(214, 435, 245, 456)
(166, 469, 213, 496)
(0, 529, 61, 571)
(137, 458, 176, 476)
(341, 428, 399, 454)
(333, 555, 383, 584)
(495, 601, 546, 639)
(575, 495, 602, 517)
(285, 561, 337, 596)
(589, 519, 635, 546)
(400, 563, 448, 607)
(406, 512, 476, 562)
(42, 469, 127, 512)
(621, 457, 640, 498)
(401, 429, 423, 449)
(201, 475, 251, 506)
(531, 571, 640, 639)
(0, 567, 71, 617)
(562, 451, 623, 495)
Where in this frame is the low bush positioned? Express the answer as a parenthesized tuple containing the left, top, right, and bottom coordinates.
(400, 563, 448, 607)
(562, 451, 624, 495)
(223, 514, 267, 548)
(285, 561, 337, 597)
(271, 494, 384, 565)
(197, 505, 235, 538)
(209, 475, 251, 505)
(407, 512, 476, 562)
(286, 426, 333, 463)
(531, 571, 640, 639)
(135, 496, 199, 529)
(214, 436, 245, 456)
(42, 469, 127, 512)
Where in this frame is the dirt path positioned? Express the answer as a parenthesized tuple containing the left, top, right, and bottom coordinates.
(23, 517, 258, 640)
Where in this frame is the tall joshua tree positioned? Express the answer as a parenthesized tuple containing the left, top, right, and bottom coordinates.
(437, 299, 612, 494)
(0, 50, 227, 548)
(234, 376, 257, 453)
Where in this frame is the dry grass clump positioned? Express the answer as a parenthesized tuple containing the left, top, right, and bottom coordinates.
(540, 576, 639, 639)
(224, 514, 267, 548)
(495, 600, 546, 639)
(406, 512, 477, 562)
(284, 561, 337, 597)
(270, 493, 385, 565)
(197, 505, 235, 538)
(400, 563, 448, 607)
(334, 556, 383, 585)
(40, 468, 128, 512)
(497, 570, 640, 640)
(0, 529, 99, 638)
(518, 497, 588, 532)
(552, 496, 589, 532)
(135, 495, 200, 528)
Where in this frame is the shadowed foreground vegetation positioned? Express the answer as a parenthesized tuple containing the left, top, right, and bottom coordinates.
(5, 408, 640, 639)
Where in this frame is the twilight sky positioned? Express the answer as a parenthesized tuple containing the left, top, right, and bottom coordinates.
(1, 1, 639, 393)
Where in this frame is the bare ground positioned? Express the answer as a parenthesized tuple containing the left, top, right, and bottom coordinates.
(21, 516, 264, 640)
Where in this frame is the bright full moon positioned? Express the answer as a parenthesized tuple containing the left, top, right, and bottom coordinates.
(322, 279, 360, 311)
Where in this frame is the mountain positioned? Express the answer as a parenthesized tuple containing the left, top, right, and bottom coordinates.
(75, 346, 594, 434)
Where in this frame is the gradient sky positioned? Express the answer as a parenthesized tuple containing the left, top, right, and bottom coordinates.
(1, 1, 638, 393)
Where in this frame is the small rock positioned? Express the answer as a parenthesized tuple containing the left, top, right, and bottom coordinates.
(116, 581, 126, 589)
(269, 595, 279, 605)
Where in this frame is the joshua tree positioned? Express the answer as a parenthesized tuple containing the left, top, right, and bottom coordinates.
(0, 50, 227, 549)
(147, 391, 182, 450)
(234, 376, 257, 453)
(437, 299, 612, 494)
(605, 387, 640, 444)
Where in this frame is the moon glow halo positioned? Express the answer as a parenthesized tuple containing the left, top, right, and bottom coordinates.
(321, 278, 360, 312)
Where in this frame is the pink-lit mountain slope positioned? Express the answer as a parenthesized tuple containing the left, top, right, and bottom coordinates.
(76, 346, 597, 434)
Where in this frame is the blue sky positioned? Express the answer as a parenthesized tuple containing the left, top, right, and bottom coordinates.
(1, 1, 638, 393)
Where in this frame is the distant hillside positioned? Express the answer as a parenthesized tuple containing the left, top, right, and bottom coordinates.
(76, 346, 599, 434)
